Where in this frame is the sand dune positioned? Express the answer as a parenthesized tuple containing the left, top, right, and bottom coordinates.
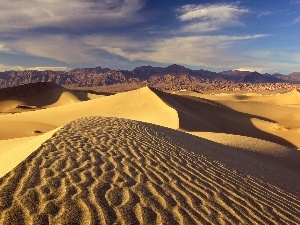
(173, 89, 300, 148)
(181, 89, 300, 107)
(1, 85, 300, 224)
(0, 117, 299, 225)
(0, 82, 93, 113)
(0, 86, 178, 139)
(153, 88, 299, 148)
(0, 128, 61, 178)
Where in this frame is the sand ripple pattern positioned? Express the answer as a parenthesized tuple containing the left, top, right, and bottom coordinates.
(0, 117, 300, 224)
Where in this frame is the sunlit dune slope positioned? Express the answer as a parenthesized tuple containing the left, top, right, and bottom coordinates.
(0, 128, 61, 178)
(0, 117, 299, 225)
(180, 89, 300, 107)
(0, 86, 178, 139)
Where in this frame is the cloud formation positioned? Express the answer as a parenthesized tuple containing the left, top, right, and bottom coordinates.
(0, 64, 24, 71)
(27, 66, 71, 71)
(291, 0, 300, 4)
(0, 0, 144, 32)
(293, 17, 300, 24)
(84, 34, 267, 69)
(0, 1, 298, 74)
(3, 35, 94, 63)
(177, 3, 249, 33)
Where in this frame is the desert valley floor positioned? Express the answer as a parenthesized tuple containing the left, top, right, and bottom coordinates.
(0, 83, 299, 224)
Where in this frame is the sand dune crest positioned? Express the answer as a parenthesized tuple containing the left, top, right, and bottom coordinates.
(0, 86, 178, 139)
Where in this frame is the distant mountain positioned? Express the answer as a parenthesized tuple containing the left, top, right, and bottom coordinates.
(275, 72, 300, 83)
(0, 64, 298, 89)
(219, 70, 252, 76)
(242, 72, 283, 83)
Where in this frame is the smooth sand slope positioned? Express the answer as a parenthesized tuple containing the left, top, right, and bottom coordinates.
(0, 128, 61, 178)
(0, 86, 178, 139)
(0, 82, 92, 113)
(0, 117, 299, 225)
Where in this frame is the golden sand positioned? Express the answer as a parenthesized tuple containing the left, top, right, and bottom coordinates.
(0, 84, 300, 224)
(0, 117, 299, 224)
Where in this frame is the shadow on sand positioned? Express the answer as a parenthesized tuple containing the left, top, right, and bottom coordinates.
(151, 88, 296, 149)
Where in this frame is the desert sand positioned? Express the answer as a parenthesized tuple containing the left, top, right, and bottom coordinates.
(0, 83, 92, 113)
(175, 89, 300, 148)
(0, 83, 300, 224)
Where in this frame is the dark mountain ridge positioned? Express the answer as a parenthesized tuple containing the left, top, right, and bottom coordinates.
(0, 64, 298, 89)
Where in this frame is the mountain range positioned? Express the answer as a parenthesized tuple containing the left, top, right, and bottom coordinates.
(1, 64, 300, 89)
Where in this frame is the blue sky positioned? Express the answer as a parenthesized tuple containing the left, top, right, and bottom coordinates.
(1, 0, 300, 74)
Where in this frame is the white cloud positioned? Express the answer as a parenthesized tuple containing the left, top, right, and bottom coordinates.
(2, 32, 298, 74)
(27, 66, 71, 71)
(5, 35, 95, 64)
(0, 64, 70, 72)
(0, 44, 11, 52)
(235, 67, 269, 73)
(85, 33, 300, 73)
(0, 0, 144, 32)
(235, 50, 300, 73)
(0, 64, 25, 71)
(177, 3, 249, 33)
(84, 34, 267, 68)
(1, 1, 296, 74)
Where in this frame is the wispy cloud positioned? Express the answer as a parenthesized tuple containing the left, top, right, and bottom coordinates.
(0, 0, 145, 32)
(1, 1, 295, 74)
(3, 35, 94, 63)
(290, 0, 300, 4)
(27, 66, 71, 71)
(257, 11, 273, 18)
(0, 64, 70, 72)
(84, 34, 267, 68)
(177, 3, 249, 33)
(293, 16, 300, 24)
(0, 64, 25, 71)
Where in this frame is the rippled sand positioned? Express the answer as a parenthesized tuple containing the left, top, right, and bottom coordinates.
(0, 117, 299, 224)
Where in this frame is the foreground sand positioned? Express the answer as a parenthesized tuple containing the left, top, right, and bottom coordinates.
(0, 117, 299, 224)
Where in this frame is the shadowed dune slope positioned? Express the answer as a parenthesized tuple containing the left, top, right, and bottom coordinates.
(151, 88, 297, 148)
(0, 86, 178, 139)
(0, 82, 90, 112)
(0, 117, 299, 225)
(176, 90, 300, 148)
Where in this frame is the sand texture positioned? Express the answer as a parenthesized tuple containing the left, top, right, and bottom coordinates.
(0, 128, 61, 178)
(0, 117, 300, 225)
